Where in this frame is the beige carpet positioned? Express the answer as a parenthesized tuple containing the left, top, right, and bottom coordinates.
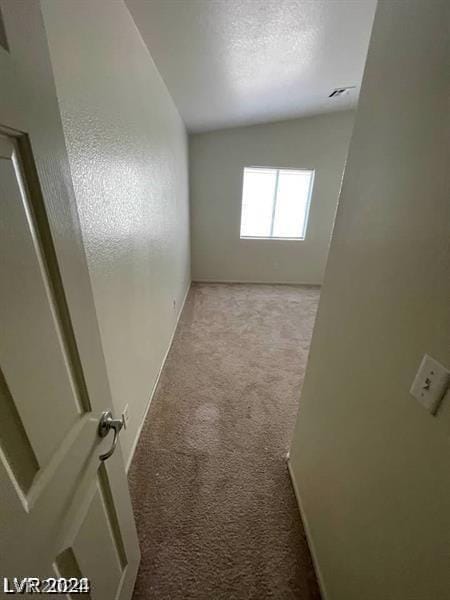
(129, 283, 321, 599)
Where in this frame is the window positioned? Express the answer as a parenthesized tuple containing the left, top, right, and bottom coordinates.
(239, 167, 314, 240)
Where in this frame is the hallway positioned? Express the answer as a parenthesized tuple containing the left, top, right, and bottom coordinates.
(128, 283, 321, 599)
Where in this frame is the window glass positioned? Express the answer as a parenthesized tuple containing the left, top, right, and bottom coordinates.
(240, 167, 314, 239)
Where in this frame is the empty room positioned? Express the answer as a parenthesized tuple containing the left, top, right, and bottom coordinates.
(0, 1, 449, 599)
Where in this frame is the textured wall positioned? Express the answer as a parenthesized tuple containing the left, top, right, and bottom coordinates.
(189, 112, 354, 284)
(42, 0, 190, 466)
(289, 1, 450, 598)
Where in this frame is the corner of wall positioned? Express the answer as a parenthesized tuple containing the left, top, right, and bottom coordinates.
(287, 456, 329, 600)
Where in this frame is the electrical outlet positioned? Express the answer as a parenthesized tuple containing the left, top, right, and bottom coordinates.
(410, 354, 450, 415)
(122, 404, 130, 429)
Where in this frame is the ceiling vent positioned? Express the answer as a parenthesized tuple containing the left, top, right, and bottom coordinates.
(329, 86, 355, 98)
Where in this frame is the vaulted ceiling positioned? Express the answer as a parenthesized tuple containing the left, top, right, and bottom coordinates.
(127, 0, 377, 132)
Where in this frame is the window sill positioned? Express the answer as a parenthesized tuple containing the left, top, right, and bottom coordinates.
(240, 236, 306, 241)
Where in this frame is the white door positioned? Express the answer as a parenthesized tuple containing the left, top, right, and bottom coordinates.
(0, 1, 140, 598)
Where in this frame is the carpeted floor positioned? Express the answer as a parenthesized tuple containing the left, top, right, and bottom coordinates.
(128, 283, 321, 600)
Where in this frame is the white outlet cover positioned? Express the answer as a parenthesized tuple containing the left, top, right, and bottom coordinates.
(410, 354, 450, 415)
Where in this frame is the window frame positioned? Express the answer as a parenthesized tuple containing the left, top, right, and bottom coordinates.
(239, 166, 315, 241)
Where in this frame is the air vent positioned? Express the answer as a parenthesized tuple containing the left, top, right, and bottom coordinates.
(329, 86, 355, 98)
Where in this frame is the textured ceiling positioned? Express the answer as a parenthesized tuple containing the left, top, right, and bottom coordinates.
(127, 0, 377, 133)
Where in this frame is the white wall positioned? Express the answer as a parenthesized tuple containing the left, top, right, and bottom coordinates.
(289, 1, 450, 599)
(42, 0, 190, 467)
(189, 112, 354, 284)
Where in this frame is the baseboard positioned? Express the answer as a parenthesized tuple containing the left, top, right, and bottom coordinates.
(287, 455, 329, 600)
(125, 281, 191, 472)
(192, 278, 322, 287)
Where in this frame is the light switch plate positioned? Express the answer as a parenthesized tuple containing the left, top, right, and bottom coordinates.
(410, 354, 450, 415)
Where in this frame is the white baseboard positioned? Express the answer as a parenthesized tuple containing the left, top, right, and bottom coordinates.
(287, 455, 329, 600)
(125, 281, 191, 472)
(193, 278, 321, 287)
